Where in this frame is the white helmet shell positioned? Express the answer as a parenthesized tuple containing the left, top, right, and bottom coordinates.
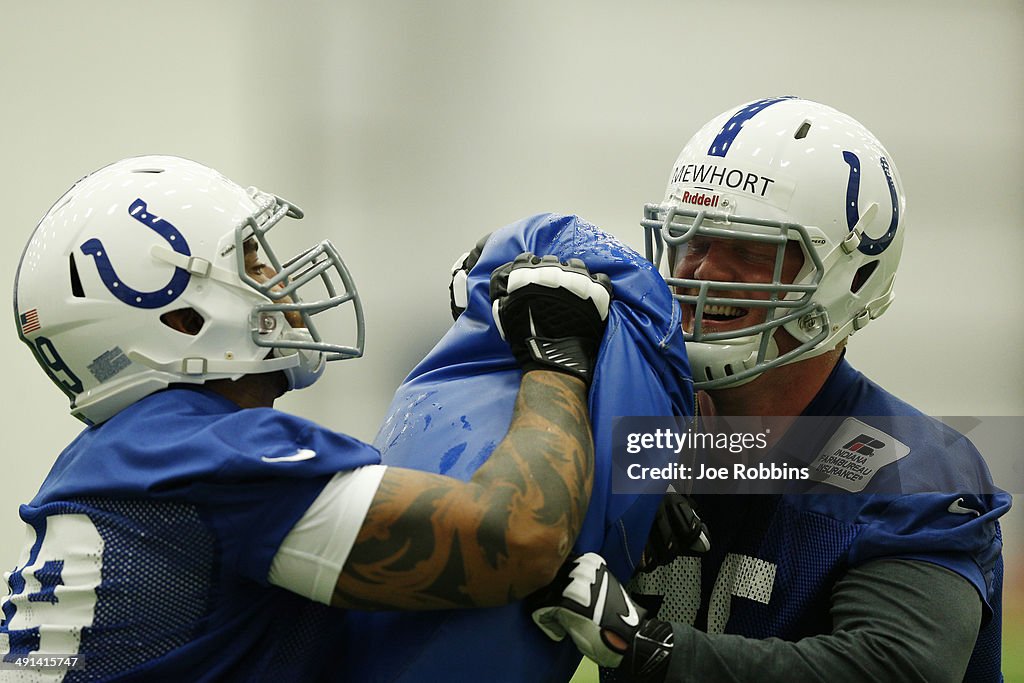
(15, 155, 364, 424)
(642, 97, 906, 389)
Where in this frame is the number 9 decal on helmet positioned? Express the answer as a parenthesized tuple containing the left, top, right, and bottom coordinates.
(642, 97, 907, 389)
(14, 155, 366, 424)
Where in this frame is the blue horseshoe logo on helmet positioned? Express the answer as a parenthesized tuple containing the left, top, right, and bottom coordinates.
(80, 199, 192, 309)
(842, 151, 900, 256)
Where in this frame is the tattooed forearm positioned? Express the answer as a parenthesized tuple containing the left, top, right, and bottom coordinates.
(334, 370, 594, 610)
(478, 370, 592, 524)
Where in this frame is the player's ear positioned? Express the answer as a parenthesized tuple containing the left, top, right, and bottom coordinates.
(160, 307, 205, 335)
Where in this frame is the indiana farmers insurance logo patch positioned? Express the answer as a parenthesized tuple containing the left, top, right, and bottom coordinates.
(808, 418, 911, 492)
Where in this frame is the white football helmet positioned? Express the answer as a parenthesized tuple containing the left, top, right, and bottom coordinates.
(15, 155, 365, 424)
(642, 97, 906, 389)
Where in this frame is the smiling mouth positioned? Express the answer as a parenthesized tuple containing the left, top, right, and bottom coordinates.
(700, 304, 749, 322)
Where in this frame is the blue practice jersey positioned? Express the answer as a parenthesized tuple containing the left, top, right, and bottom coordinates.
(627, 358, 1011, 682)
(341, 214, 694, 682)
(1, 388, 381, 682)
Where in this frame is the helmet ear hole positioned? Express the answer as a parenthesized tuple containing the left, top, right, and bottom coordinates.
(161, 308, 205, 336)
(851, 261, 879, 294)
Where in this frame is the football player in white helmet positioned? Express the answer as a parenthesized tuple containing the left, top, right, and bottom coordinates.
(642, 95, 904, 391)
(5, 156, 614, 680)
(532, 98, 1009, 682)
(16, 155, 365, 425)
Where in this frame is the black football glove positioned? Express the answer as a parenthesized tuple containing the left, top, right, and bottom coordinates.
(531, 553, 674, 682)
(448, 232, 491, 320)
(640, 492, 710, 572)
(490, 253, 612, 385)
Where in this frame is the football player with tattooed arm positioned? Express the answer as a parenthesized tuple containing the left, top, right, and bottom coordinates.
(3, 155, 613, 681)
(532, 98, 1010, 682)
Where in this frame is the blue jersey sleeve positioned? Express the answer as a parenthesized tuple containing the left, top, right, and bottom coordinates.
(848, 492, 1009, 616)
(167, 406, 384, 583)
(31, 390, 383, 585)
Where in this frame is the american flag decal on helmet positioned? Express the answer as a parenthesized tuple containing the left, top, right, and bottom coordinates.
(19, 308, 40, 335)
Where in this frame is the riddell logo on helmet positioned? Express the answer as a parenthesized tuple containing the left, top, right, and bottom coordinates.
(678, 191, 721, 208)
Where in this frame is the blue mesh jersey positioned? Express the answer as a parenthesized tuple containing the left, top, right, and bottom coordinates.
(627, 358, 1011, 682)
(0, 387, 381, 682)
(340, 214, 694, 682)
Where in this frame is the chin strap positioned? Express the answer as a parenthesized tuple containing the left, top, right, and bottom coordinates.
(690, 322, 847, 390)
(277, 345, 325, 390)
(128, 349, 300, 378)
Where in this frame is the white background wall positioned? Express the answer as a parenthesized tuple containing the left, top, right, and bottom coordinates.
(2, 0, 1021, 650)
